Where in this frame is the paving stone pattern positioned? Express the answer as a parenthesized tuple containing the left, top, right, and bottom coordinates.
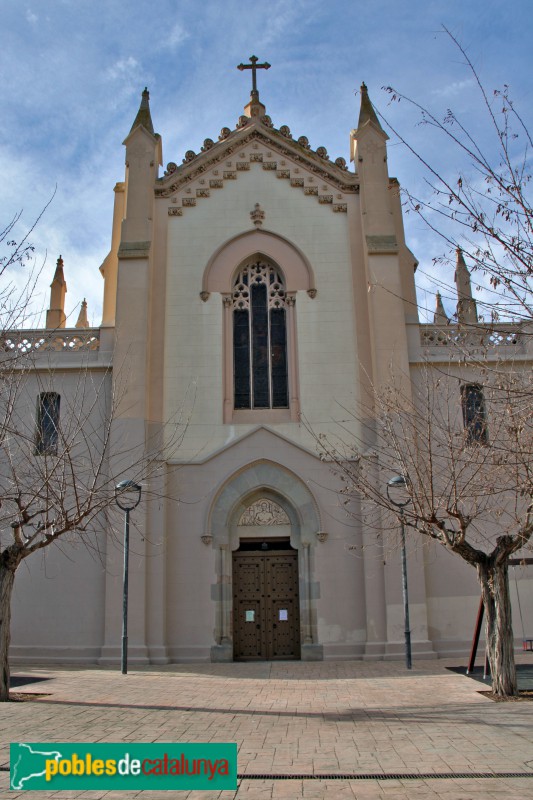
(2, 657, 533, 799)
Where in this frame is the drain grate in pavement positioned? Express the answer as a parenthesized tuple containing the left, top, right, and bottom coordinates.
(2, 765, 532, 781)
(238, 772, 533, 781)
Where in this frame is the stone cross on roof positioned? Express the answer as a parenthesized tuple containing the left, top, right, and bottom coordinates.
(237, 55, 271, 99)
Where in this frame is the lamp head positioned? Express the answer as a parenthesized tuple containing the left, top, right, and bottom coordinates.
(386, 474, 411, 509)
(115, 480, 142, 511)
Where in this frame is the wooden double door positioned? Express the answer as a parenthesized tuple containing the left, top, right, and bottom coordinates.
(232, 549, 301, 660)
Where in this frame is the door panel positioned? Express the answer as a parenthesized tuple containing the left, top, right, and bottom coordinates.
(233, 550, 300, 660)
(232, 557, 266, 660)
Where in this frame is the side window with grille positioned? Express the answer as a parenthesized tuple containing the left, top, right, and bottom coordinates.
(36, 392, 60, 455)
(461, 384, 488, 445)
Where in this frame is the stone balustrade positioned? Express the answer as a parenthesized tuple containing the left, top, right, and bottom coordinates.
(2, 328, 100, 354)
(420, 323, 524, 351)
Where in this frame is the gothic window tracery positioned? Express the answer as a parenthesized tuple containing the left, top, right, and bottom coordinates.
(232, 261, 289, 409)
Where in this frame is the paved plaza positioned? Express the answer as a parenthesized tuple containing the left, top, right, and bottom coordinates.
(2, 657, 533, 799)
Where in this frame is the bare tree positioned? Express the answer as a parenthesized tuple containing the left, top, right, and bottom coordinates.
(381, 26, 532, 324)
(314, 358, 533, 697)
(0, 219, 189, 700)
(316, 28, 533, 698)
(0, 341, 189, 700)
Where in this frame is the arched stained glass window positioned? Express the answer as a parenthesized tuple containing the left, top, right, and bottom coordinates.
(232, 261, 288, 409)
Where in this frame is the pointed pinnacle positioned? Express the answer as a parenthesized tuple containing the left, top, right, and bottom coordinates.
(75, 298, 89, 329)
(358, 82, 383, 131)
(455, 247, 469, 272)
(52, 255, 66, 286)
(130, 87, 155, 135)
(434, 291, 449, 324)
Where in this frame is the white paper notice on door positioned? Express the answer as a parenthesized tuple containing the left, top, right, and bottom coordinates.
(245, 610, 255, 622)
(279, 609, 288, 621)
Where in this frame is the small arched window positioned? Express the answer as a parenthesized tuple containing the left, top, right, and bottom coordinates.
(232, 261, 288, 410)
(460, 384, 488, 445)
(35, 392, 60, 455)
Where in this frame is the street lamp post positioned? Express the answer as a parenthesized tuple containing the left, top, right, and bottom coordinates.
(387, 475, 412, 670)
(115, 480, 142, 675)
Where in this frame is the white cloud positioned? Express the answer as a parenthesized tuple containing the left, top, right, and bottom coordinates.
(431, 79, 475, 99)
(105, 56, 140, 82)
(25, 9, 37, 24)
(162, 21, 189, 50)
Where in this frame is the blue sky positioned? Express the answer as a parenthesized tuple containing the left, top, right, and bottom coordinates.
(2, 0, 532, 326)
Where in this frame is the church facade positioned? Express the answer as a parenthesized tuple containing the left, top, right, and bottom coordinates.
(8, 68, 533, 665)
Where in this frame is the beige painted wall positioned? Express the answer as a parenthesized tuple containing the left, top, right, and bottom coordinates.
(161, 153, 360, 461)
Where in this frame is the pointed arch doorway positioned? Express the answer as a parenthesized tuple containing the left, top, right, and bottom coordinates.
(209, 460, 323, 663)
(233, 499, 301, 660)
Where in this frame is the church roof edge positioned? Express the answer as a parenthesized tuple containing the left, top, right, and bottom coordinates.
(156, 116, 358, 196)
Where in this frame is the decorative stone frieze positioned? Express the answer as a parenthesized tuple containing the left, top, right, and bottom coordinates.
(210, 179, 223, 188)
(250, 153, 263, 162)
(277, 170, 290, 179)
(236, 162, 250, 170)
(182, 197, 196, 206)
(262, 162, 277, 170)
(318, 195, 333, 204)
(168, 207, 183, 216)
(332, 204, 348, 212)
(196, 189, 210, 198)
(157, 129, 357, 196)
(223, 171, 237, 179)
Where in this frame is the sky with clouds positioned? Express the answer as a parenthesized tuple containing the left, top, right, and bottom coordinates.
(1, 0, 531, 326)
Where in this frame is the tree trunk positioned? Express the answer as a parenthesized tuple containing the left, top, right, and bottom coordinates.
(477, 560, 517, 697)
(0, 564, 15, 701)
